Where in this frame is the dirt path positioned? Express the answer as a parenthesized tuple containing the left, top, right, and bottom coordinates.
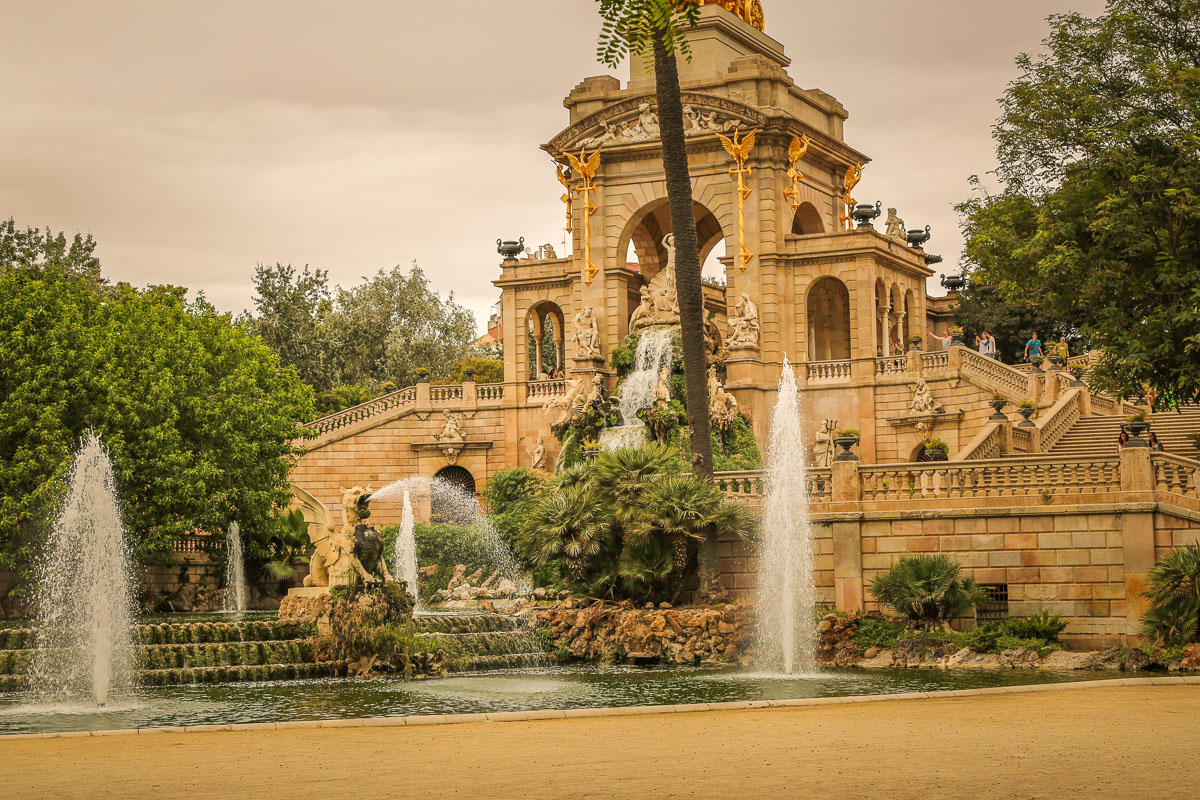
(3, 685, 1199, 799)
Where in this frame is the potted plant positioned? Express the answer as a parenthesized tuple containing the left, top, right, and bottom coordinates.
(908, 335, 923, 351)
(989, 394, 1008, 420)
(1123, 411, 1151, 442)
(1048, 353, 1064, 370)
(1069, 367, 1086, 387)
(1017, 400, 1037, 427)
(949, 326, 965, 347)
(1029, 355, 1045, 371)
(833, 429, 860, 462)
(923, 438, 949, 461)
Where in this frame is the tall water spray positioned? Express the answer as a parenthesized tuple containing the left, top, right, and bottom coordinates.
(756, 358, 817, 674)
(600, 326, 675, 451)
(30, 433, 136, 706)
(395, 491, 419, 601)
(223, 522, 247, 613)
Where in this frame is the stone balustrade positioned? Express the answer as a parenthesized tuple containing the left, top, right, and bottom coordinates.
(875, 356, 907, 376)
(527, 379, 567, 399)
(806, 360, 852, 383)
(308, 387, 418, 436)
(919, 351, 949, 373)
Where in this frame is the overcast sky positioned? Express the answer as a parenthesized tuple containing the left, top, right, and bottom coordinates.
(1, 0, 1106, 332)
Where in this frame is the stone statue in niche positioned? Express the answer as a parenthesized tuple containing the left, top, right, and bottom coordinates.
(727, 293, 760, 348)
(527, 437, 546, 470)
(434, 410, 466, 464)
(708, 367, 740, 432)
(910, 378, 945, 415)
(628, 234, 681, 333)
(574, 306, 602, 359)
(812, 419, 837, 468)
(885, 208, 907, 242)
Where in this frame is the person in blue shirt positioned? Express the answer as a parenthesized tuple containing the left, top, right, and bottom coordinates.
(1024, 333, 1043, 362)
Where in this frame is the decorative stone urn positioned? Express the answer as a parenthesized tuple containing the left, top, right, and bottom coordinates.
(852, 201, 882, 230)
(1017, 405, 1037, 428)
(1030, 356, 1044, 372)
(923, 444, 948, 462)
(939, 272, 966, 293)
(832, 435, 860, 462)
(989, 397, 1008, 421)
(949, 329, 965, 347)
(908, 336, 923, 351)
(906, 225, 932, 250)
(1123, 419, 1151, 445)
(1048, 354, 1064, 370)
(417, 369, 430, 384)
(1069, 368, 1087, 387)
(497, 237, 525, 262)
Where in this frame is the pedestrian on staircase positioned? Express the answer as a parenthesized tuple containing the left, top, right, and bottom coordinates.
(1117, 430, 1130, 454)
(1148, 432, 1164, 452)
(1024, 333, 1043, 362)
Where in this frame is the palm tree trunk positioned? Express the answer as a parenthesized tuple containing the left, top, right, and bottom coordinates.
(652, 31, 719, 597)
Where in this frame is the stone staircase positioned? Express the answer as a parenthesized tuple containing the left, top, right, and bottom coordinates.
(0, 613, 555, 691)
(1048, 406, 1200, 460)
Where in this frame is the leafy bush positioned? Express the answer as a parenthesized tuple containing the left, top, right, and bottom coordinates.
(869, 555, 988, 629)
(1003, 610, 1069, 642)
(712, 415, 762, 471)
(1142, 544, 1200, 645)
(853, 617, 903, 649)
(518, 444, 756, 603)
(380, 522, 499, 601)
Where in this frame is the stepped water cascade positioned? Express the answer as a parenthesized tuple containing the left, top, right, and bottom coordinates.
(223, 522, 247, 613)
(29, 433, 136, 706)
(599, 325, 675, 451)
(396, 491, 419, 602)
(756, 358, 818, 674)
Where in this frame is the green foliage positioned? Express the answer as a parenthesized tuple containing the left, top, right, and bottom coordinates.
(851, 614, 1063, 656)
(0, 257, 314, 593)
(610, 331, 641, 377)
(1, 218, 101, 282)
(869, 555, 988, 628)
(852, 617, 903, 649)
(1003, 610, 1070, 642)
(315, 384, 376, 417)
(924, 438, 949, 452)
(518, 444, 755, 603)
(595, 0, 702, 69)
(1142, 543, 1200, 645)
(447, 356, 504, 384)
(959, 1, 1200, 405)
(711, 415, 762, 471)
(379, 522, 501, 601)
(242, 263, 335, 392)
(952, 281, 1082, 365)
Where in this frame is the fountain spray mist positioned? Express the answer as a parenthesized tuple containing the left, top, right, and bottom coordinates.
(395, 491, 419, 601)
(756, 358, 817, 674)
(223, 522, 247, 613)
(30, 433, 136, 706)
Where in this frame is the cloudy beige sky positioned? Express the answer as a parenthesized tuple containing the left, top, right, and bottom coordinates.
(1, 0, 1105, 331)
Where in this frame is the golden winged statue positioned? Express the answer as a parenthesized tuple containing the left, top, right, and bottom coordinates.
(716, 128, 758, 164)
(717, 128, 758, 271)
(555, 161, 573, 234)
(566, 148, 602, 183)
(840, 163, 864, 231)
(565, 147, 602, 284)
(784, 133, 811, 212)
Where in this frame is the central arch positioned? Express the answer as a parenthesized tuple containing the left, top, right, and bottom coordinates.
(619, 199, 727, 284)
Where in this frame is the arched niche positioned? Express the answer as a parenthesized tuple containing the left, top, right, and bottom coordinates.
(792, 202, 825, 236)
(431, 465, 476, 523)
(620, 199, 726, 284)
(807, 276, 852, 361)
(526, 301, 565, 379)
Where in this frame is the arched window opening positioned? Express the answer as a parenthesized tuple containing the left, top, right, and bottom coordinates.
(807, 277, 852, 361)
(792, 202, 825, 236)
(431, 466, 476, 523)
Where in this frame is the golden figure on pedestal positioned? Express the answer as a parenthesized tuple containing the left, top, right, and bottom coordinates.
(566, 147, 602, 285)
(783, 133, 811, 212)
(701, 0, 766, 32)
(840, 163, 863, 231)
(555, 161, 573, 234)
(717, 127, 758, 272)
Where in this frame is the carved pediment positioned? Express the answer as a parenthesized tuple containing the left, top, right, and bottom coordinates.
(549, 93, 768, 153)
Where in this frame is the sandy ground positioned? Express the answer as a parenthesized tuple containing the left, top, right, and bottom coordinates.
(3, 685, 1199, 800)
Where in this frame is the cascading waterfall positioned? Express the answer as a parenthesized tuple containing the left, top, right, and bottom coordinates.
(599, 325, 675, 451)
(29, 433, 136, 706)
(756, 357, 817, 674)
(395, 491, 419, 602)
(223, 522, 247, 613)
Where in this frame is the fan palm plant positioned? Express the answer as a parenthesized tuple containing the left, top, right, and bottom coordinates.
(1142, 544, 1200, 645)
(592, 444, 684, 525)
(869, 555, 988, 630)
(519, 482, 609, 581)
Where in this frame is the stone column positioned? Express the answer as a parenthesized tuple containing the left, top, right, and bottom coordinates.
(879, 311, 890, 357)
(832, 460, 860, 503)
(832, 521, 864, 612)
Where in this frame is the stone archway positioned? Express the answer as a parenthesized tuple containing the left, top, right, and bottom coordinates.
(792, 202, 824, 235)
(431, 465, 477, 524)
(526, 301, 565, 379)
(807, 276, 851, 361)
(619, 199, 727, 284)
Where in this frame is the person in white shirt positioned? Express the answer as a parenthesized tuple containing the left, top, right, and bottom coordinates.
(979, 331, 998, 359)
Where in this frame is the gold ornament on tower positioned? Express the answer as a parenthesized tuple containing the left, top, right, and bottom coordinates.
(566, 147, 602, 285)
(839, 164, 863, 231)
(717, 127, 758, 272)
(555, 161, 573, 234)
(700, 0, 766, 32)
(783, 133, 811, 212)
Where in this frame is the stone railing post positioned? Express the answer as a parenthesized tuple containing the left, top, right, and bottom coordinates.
(416, 370, 431, 411)
(946, 344, 965, 372)
(1027, 370, 1043, 404)
(832, 460, 860, 503)
(1044, 371, 1060, 405)
(999, 418, 1013, 454)
(462, 369, 478, 408)
(906, 347, 921, 374)
(1078, 385, 1092, 417)
(1120, 445, 1154, 492)
(832, 521, 864, 612)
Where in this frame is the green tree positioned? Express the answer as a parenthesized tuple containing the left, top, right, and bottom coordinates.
(596, 0, 719, 593)
(327, 260, 477, 389)
(1142, 544, 1200, 645)
(447, 356, 505, 384)
(0, 255, 314, 599)
(243, 263, 335, 392)
(0, 218, 101, 282)
(959, 0, 1200, 404)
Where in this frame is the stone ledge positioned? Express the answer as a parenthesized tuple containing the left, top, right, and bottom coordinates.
(8, 678, 1199, 740)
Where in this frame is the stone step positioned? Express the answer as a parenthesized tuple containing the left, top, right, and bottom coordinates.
(454, 652, 564, 672)
(412, 614, 524, 635)
(0, 640, 319, 675)
(418, 630, 546, 657)
(0, 621, 314, 651)
(0, 661, 348, 690)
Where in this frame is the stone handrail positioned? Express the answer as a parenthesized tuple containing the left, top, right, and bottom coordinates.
(958, 348, 1030, 400)
(1090, 391, 1118, 414)
(174, 534, 223, 554)
(713, 469, 832, 502)
(1037, 388, 1083, 452)
(807, 360, 852, 382)
(527, 379, 567, 399)
(920, 351, 949, 373)
(429, 384, 463, 402)
(477, 383, 504, 402)
(955, 421, 1003, 461)
(1152, 452, 1200, 502)
(808, 468, 833, 502)
(858, 456, 1122, 503)
(1011, 426, 1033, 453)
(876, 356, 906, 376)
(307, 387, 418, 435)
